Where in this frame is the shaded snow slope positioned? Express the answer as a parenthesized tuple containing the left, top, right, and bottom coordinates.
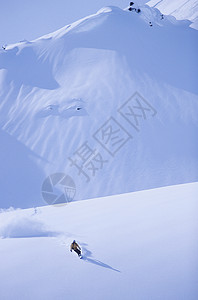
(0, 5, 198, 208)
(0, 182, 198, 299)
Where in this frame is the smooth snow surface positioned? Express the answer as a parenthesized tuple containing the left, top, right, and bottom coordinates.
(0, 182, 197, 299)
(0, 5, 198, 208)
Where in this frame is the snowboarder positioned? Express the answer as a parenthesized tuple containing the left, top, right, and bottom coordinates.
(130, 2, 134, 6)
(149, 22, 153, 27)
(70, 240, 82, 258)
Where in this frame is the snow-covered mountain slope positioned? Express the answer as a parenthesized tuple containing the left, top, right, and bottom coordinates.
(0, 5, 198, 208)
(0, 182, 198, 300)
(148, 0, 198, 29)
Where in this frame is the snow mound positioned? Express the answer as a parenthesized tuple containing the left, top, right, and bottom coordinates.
(0, 5, 198, 208)
(97, 6, 122, 14)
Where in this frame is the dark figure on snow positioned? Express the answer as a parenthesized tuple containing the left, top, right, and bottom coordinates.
(149, 22, 153, 27)
(70, 240, 82, 257)
(130, 1, 134, 5)
(128, 7, 136, 11)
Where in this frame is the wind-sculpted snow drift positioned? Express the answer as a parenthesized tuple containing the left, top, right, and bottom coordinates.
(0, 5, 198, 208)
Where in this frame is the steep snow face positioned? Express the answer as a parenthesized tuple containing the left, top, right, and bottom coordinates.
(0, 5, 198, 208)
(148, 0, 198, 29)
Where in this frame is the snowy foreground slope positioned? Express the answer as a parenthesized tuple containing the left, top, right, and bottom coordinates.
(0, 182, 197, 300)
(0, 5, 198, 208)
